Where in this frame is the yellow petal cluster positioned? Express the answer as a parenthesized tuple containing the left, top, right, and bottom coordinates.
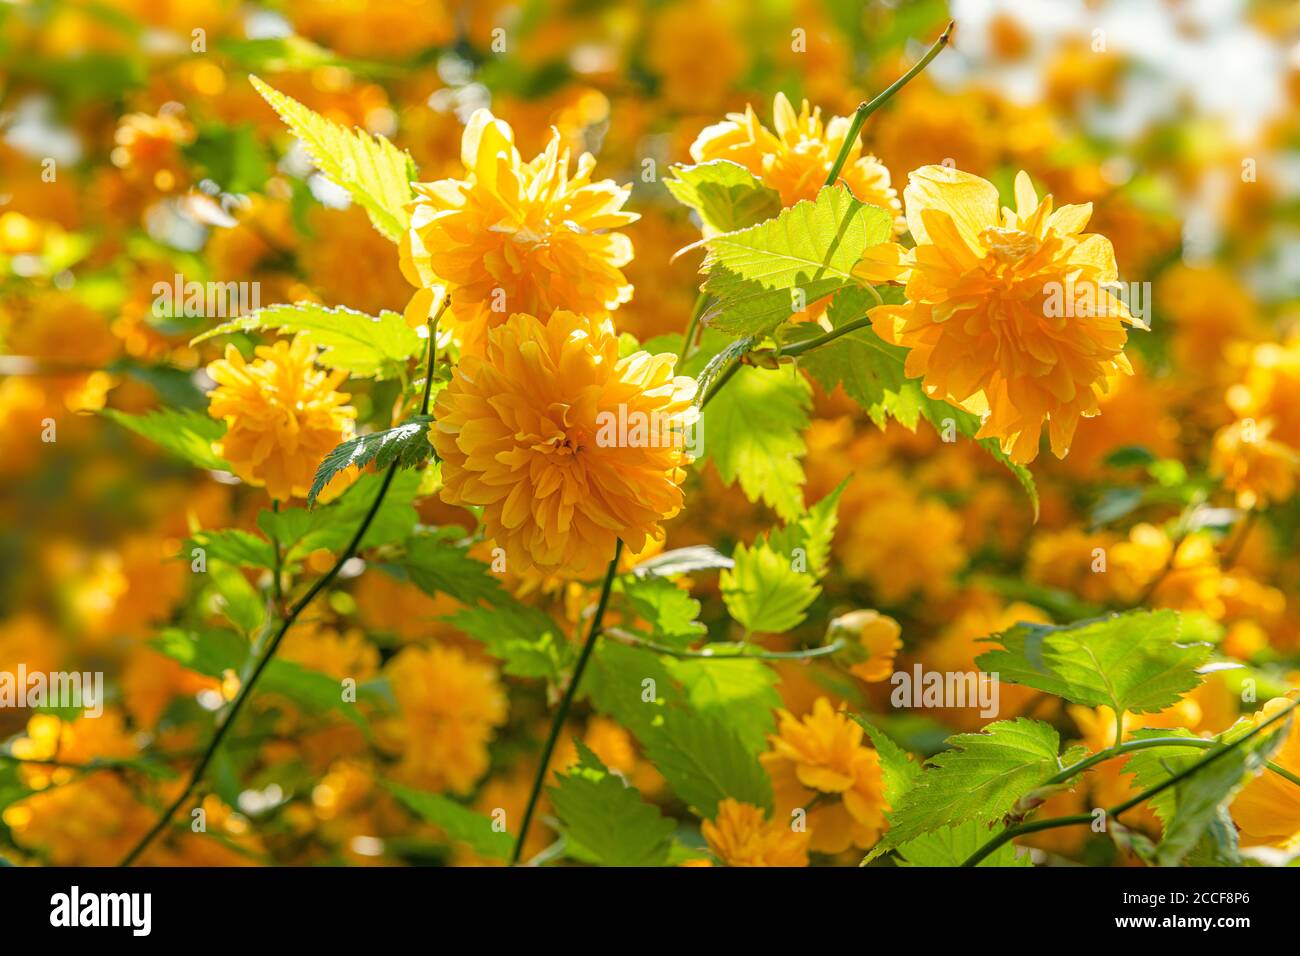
(866, 165, 1137, 463)
(702, 798, 809, 867)
(430, 310, 697, 579)
(401, 109, 638, 354)
(206, 334, 356, 501)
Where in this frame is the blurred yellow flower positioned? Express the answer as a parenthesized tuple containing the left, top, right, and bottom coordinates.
(385, 643, 507, 796)
(401, 109, 638, 354)
(867, 165, 1136, 464)
(761, 698, 888, 854)
(702, 798, 809, 867)
(1230, 694, 1300, 850)
(431, 310, 696, 578)
(690, 92, 903, 230)
(830, 609, 902, 683)
(1211, 417, 1300, 509)
(206, 334, 356, 501)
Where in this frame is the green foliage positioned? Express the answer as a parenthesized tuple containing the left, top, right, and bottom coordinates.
(399, 534, 507, 607)
(447, 602, 567, 681)
(700, 185, 893, 336)
(893, 820, 1032, 868)
(666, 654, 781, 754)
(308, 415, 434, 505)
(664, 160, 782, 234)
(618, 575, 706, 649)
(251, 76, 416, 242)
(191, 302, 423, 380)
(852, 716, 922, 806)
(872, 718, 1065, 855)
(258, 470, 420, 563)
(205, 560, 264, 635)
(699, 363, 811, 521)
(186, 529, 275, 570)
(976, 610, 1211, 717)
(101, 408, 230, 471)
(720, 485, 842, 633)
(385, 781, 514, 861)
(585, 643, 772, 816)
(549, 742, 676, 866)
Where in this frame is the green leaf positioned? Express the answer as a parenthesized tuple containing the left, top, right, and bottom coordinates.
(699, 363, 810, 521)
(794, 286, 910, 427)
(721, 535, 818, 634)
(190, 302, 423, 380)
(765, 479, 845, 579)
(384, 781, 514, 861)
(399, 535, 507, 607)
(251, 75, 415, 242)
(893, 820, 1032, 868)
(1123, 722, 1287, 867)
(308, 415, 434, 506)
(975, 610, 1211, 717)
(664, 160, 782, 234)
(206, 560, 264, 635)
(852, 715, 922, 806)
(447, 602, 567, 681)
(548, 742, 675, 867)
(101, 408, 230, 471)
(876, 718, 1064, 851)
(186, 529, 275, 570)
(700, 185, 892, 336)
(258, 469, 420, 562)
(641, 706, 773, 817)
(618, 576, 706, 649)
(665, 654, 780, 753)
(585, 643, 771, 815)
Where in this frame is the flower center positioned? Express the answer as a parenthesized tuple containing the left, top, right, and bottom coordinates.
(980, 226, 1040, 263)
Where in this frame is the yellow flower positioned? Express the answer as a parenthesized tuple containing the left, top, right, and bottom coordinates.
(206, 334, 356, 501)
(1211, 417, 1300, 509)
(702, 798, 809, 867)
(1231, 694, 1300, 849)
(384, 643, 508, 796)
(866, 165, 1137, 464)
(400, 109, 638, 354)
(647, 0, 748, 113)
(690, 92, 903, 230)
(830, 609, 902, 683)
(431, 310, 696, 579)
(760, 698, 888, 854)
(1227, 337, 1300, 448)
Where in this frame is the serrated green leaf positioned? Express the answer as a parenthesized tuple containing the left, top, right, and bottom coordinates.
(385, 781, 514, 860)
(664, 160, 782, 234)
(398, 535, 506, 607)
(308, 416, 434, 505)
(976, 610, 1211, 717)
(720, 536, 818, 634)
(258, 469, 420, 562)
(549, 742, 675, 867)
(852, 715, 922, 806)
(191, 302, 423, 380)
(877, 718, 1064, 852)
(619, 576, 706, 649)
(206, 560, 264, 635)
(893, 820, 1032, 868)
(699, 363, 810, 521)
(700, 186, 892, 336)
(1123, 722, 1287, 866)
(101, 408, 230, 471)
(251, 76, 415, 242)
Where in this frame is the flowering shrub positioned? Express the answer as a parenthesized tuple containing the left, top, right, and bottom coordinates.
(1, 0, 1298, 872)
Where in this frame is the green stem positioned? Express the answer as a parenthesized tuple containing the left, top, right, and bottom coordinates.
(823, 21, 954, 189)
(678, 292, 710, 365)
(420, 295, 450, 416)
(270, 499, 284, 611)
(781, 314, 874, 358)
(510, 540, 624, 865)
(118, 462, 400, 867)
(961, 697, 1300, 867)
